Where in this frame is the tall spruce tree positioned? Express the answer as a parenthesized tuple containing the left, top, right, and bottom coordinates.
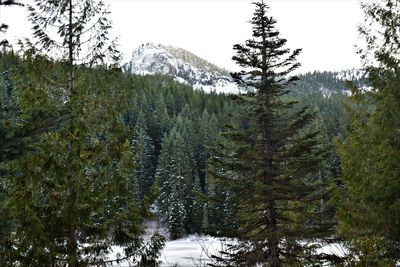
(336, 0, 400, 263)
(0, 2, 55, 163)
(133, 110, 155, 200)
(210, 1, 334, 266)
(156, 127, 188, 240)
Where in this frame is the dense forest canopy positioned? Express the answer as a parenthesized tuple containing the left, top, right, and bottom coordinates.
(1, 0, 399, 266)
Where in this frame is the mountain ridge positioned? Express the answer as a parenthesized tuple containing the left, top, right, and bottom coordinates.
(124, 42, 365, 96)
(124, 43, 239, 94)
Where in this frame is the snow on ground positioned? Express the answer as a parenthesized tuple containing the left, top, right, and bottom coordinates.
(110, 235, 347, 267)
(317, 242, 347, 257)
(108, 220, 347, 267)
(108, 235, 229, 267)
(159, 235, 230, 267)
(108, 220, 228, 267)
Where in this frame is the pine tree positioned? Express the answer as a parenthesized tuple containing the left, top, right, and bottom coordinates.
(28, 1, 119, 264)
(207, 136, 240, 238)
(0, 53, 67, 164)
(133, 110, 155, 200)
(168, 190, 186, 240)
(156, 132, 175, 218)
(336, 0, 400, 263)
(0, 50, 75, 265)
(1, 0, 165, 265)
(5, 64, 165, 266)
(197, 110, 219, 190)
(147, 94, 171, 161)
(156, 128, 187, 239)
(197, 110, 220, 232)
(175, 111, 204, 234)
(156, 119, 203, 239)
(210, 1, 334, 266)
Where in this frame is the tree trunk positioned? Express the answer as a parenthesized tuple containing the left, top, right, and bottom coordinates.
(67, 0, 78, 266)
(267, 200, 281, 267)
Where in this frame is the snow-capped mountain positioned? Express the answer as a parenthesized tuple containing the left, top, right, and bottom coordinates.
(124, 43, 239, 94)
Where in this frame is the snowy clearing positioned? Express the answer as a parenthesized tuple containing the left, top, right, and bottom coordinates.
(109, 234, 346, 267)
(158, 235, 231, 267)
(109, 235, 227, 267)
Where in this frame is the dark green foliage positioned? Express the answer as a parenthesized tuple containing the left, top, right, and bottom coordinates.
(156, 128, 187, 239)
(0, 53, 349, 266)
(27, 0, 120, 66)
(337, 1, 400, 263)
(286, 71, 357, 181)
(155, 121, 201, 239)
(0, 52, 72, 265)
(206, 136, 240, 238)
(133, 110, 156, 200)
(120, 74, 238, 238)
(119, 73, 240, 239)
(0, 53, 68, 164)
(0, 0, 167, 265)
(0, 1, 374, 265)
(209, 1, 335, 266)
(196, 110, 219, 191)
(289, 70, 360, 139)
(0, 56, 166, 265)
(337, 72, 400, 264)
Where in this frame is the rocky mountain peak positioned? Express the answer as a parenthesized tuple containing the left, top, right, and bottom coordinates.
(124, 43, 239, 94)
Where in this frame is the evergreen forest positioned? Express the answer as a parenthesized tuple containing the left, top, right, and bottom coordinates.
(1, 0, 400, 266)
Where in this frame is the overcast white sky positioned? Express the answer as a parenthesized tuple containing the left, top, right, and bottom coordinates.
(1, 0, 364, 73)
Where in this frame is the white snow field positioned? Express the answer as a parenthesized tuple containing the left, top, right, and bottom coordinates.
(109, 235, 229, 267)
(109, 234, 346, 267)
(159, 235, 233, 267)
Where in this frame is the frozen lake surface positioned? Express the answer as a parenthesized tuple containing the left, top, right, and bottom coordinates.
(111, 234, 345, 267)
(159, 235, 230, 267)
(110, 235, 228, 267)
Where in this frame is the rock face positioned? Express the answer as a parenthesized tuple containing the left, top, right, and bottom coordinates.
(124, 43, 239, 94)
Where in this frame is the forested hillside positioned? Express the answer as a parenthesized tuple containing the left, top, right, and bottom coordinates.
(0, 50, 348, 265)
(0, 42, 246, 261)
(0, 45, 370, 267)
(1, 0, 400, 266)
